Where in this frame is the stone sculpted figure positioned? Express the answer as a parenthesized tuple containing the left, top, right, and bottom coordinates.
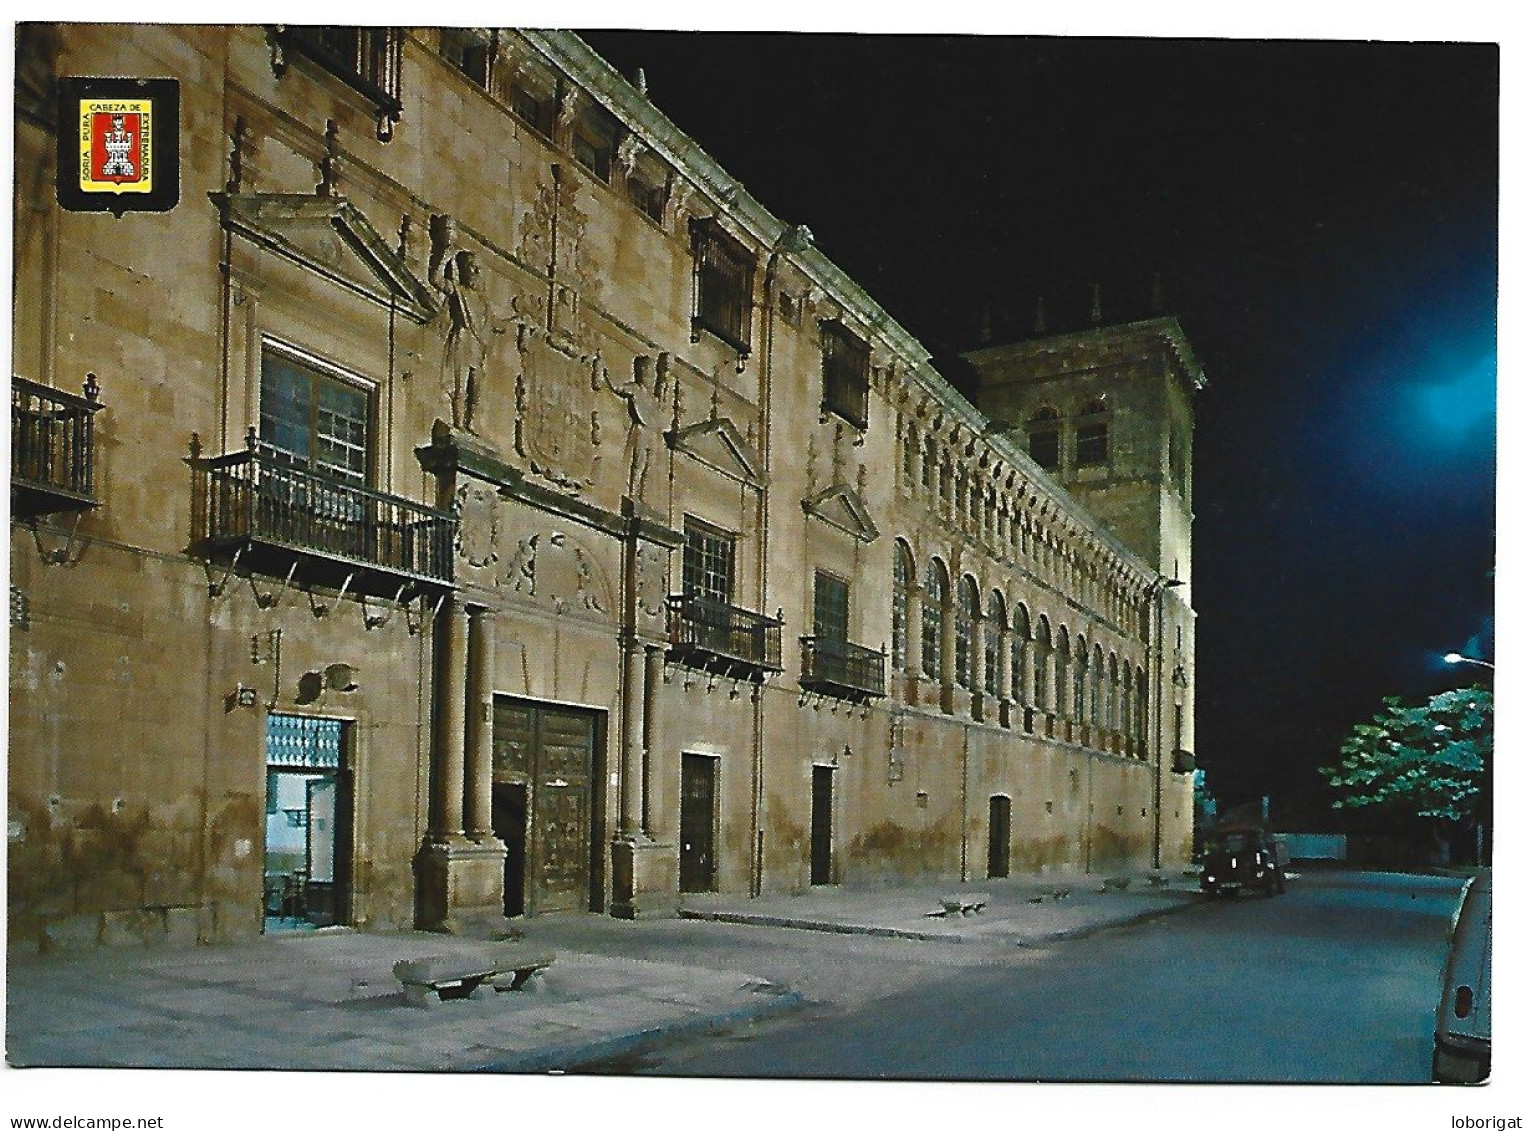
(428, 214, 501, 433)
(603, 353, 668, 501)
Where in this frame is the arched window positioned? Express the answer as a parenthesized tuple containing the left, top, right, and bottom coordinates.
(985, 590, 1006, 697)
(892, 540, 915, 672)
(1029, 407, 1061, 470)
(1034, 615, 1052, 712)
(1054, 626, 1072, 720)
(1076, 399, 1109, 467)
(938, 458, 953, 514)
(922, 558, 947, 680)
(955, 468, 969, 523)
(1073, 634, 1089, 725)
(1090, 644, 1105, 735)
(956, 576, 979, 690)
(1107, 653, 1120, 738)
(904, 422, 920, 486)
(922, 434, 937, 492)
(1011, 604, 1030, 704)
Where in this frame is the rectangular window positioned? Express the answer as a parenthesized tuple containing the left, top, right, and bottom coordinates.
(691, 219, 755, 355)
(573, 132, 611, 183)
(821, 321, 870, 429)
(1077, 423, 1108, 466)
(813, 571, 850, 644)
(260, 344, 372, 485)
(682, 518, 735, 606)
(628, 175, 665, 223)
(279, 27, 401, 125)
(511, 85, 554, 138)
(438, 28, 494, 89)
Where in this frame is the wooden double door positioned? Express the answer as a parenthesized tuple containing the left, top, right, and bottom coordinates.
(491, 700, 602, 916)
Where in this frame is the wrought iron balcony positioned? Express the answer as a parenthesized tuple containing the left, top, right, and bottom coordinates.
(800, 636, 886, 704)
(666, 594, 782, 681)
(11, 375, 102, 519)
(192, 441, 455, 599)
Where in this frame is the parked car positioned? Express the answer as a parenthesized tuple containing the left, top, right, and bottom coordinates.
(1200, 824, 1289, 898)
(1434, 870, 1491, 1083)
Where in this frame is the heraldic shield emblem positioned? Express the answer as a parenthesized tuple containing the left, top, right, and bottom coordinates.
(57, 77, 179, 214)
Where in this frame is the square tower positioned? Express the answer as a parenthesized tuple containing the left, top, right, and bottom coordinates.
(965, 316, 1204, 596)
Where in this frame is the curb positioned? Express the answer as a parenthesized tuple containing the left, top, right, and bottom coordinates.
(476, 983, 807, 1073)
(677, 908, 964, 944)
(1016, 895, 1204, 947)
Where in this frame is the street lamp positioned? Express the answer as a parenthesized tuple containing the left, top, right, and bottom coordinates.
(1444, 652, 1494, 671)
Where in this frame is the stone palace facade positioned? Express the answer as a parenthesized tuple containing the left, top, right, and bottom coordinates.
(9, 25, 1201, 949)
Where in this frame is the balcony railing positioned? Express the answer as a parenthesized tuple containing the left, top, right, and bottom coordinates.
(666, 594, 782, 680)
(11, 375, 102, 518)
(800, 636, 886, 704)
(193, 443, 455, 596)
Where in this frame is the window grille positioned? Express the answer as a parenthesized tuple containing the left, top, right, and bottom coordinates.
(690, 219, 755, 356)
(276, 26, 402, 138)
(821, 321, 870, 429)
(683, 519, 735, 605)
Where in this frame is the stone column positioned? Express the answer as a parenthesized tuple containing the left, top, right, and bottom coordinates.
(996, 619, 1012, 727)
(431, 598, 468, 842)
(619, 634, 644, 838)
(465, 606, 496, 841)
(643, 642, 664, 836)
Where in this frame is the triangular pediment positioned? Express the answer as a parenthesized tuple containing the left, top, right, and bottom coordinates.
(213, 192, 438, 323)
(667, 416, 764, 488)
(802, 482, 880, 543)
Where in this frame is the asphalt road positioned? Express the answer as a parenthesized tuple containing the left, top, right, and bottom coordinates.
(571, 869, 1463, 1082)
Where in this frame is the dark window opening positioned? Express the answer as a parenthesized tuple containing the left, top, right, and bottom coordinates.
(1029, 407, 1061, 470)
(277, 26, 401, 134)
(1077, 400, 1109, 466)
(628, 176, 665, 222)
(511, 85, 554, 138)
(690, 219, 755, 355)
(439, 28, 494, 89)
(573, 132, 611, 182)
(821, 320, 870, 429)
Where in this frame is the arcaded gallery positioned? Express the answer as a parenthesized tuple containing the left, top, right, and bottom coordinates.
(9, 26, 1201, 950)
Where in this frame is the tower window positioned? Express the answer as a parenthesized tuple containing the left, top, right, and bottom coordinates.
(1076, 400, 1109, 466)
(1028, 407, 1060, 470)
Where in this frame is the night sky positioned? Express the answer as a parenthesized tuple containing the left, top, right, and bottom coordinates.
(579, 31, 1498, 817)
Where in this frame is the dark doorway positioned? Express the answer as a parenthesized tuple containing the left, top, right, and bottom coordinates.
(679, 753, 718, 893)
(492, 699, 600, 916)
(492, 782, 528, 916)
(988, 794, 1012, 879)
(263, 714, 351, 933)
(811, 764, 833, 886)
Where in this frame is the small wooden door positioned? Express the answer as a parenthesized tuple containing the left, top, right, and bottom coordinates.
(811, 765, 833, 886)
(988, 795, 1011, 879)
(679, 753, 717, 893)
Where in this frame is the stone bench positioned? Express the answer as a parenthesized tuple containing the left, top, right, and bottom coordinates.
(937, 892, 990, 917)
(393, 944, 555, 1008)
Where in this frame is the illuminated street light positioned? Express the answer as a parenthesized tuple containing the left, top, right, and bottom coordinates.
(1444, 652, 1494, 671)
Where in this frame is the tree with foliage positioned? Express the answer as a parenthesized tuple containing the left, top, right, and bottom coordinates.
(1321, 687, 1491, 865)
